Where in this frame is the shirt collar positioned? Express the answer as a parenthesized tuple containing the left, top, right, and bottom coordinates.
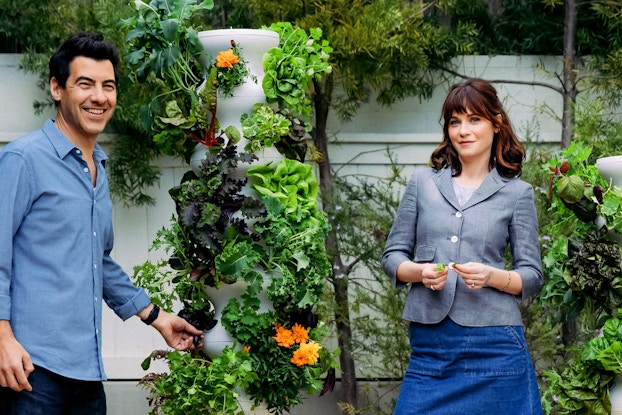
(43, 118, 108, 165)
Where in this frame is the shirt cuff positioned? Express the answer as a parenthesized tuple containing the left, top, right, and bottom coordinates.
(0, 295, 11, 320)
(112, 289, 151, 321)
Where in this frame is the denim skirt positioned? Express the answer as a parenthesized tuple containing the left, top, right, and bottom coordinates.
(393, 317, 542, 415)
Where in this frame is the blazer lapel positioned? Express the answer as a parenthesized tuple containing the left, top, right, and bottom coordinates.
(432, 168, 462, 211)
(461, 168, 507, 210)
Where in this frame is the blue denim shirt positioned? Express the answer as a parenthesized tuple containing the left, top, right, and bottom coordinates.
(0, 119, 151, 381)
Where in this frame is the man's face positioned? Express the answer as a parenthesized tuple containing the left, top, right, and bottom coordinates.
(50, 56, 117, 142)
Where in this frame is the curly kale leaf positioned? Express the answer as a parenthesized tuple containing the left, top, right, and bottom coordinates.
(565, 229, 622, 311)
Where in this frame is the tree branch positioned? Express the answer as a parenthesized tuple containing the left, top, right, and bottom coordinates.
(441, 65, 564, 94)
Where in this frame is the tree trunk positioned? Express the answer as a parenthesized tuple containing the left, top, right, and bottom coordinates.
(561, 0, 579, 148)
(312, 75, 358, 411)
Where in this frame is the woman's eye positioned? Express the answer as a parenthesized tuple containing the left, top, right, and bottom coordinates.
(449, 120, 460, 126)
(470, 117, 480, 123)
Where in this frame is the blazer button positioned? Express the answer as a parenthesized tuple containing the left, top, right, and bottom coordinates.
(455, 212, 462, 218)
(450, 235, 458, 243)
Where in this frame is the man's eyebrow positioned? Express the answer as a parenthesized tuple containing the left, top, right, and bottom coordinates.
(74, 76, 116, 85)
(74, 76, 95, 84)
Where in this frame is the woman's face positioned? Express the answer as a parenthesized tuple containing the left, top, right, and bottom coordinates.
(447, 109, 498, 166)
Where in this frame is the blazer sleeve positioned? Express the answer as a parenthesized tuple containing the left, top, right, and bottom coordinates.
(510, 183, 544, 299)
(382, 171, 419, 289)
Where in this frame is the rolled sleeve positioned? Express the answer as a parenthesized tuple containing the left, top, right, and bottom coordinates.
(109, 288, 151, 321)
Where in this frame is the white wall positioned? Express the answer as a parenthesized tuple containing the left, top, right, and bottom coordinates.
(0, 53, 564, 413)
(327, 55, 562, 179)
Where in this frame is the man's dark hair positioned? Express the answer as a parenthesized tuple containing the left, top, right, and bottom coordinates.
(49, 32, 120, 88)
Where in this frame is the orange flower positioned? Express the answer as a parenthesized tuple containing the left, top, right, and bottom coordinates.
(291, 323, 310, 344)
(243, 346, 251, 353)
(272, 324, 295, 348)
(290, 341, 322, 367)
(216, 49, 240, 69)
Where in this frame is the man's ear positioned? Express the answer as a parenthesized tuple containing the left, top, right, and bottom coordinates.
(50, 77, 62, 102)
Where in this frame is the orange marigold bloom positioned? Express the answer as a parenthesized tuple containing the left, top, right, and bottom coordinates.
(291, 323, 310, 344)
(273, 324, 295, 348)
(290, 341, 322, 367)
(243, 346, 251, 353)
(216, 49, 240, 69)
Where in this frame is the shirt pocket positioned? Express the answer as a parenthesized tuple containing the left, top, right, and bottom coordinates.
(414, 244, 436, 263)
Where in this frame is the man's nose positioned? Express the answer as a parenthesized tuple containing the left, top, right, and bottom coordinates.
(91, 86, 107, 103)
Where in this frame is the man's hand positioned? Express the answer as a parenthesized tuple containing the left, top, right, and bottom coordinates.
(150, 311, 204, 351)
(0, 320, 34, 392)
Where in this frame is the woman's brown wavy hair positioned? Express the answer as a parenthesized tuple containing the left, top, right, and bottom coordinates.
(430, 78, 525, 178)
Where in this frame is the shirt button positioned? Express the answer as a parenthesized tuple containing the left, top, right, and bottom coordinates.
(93, 232, 97, 237)
(455, 212, 462, 218)
(76, 149, 81, 155)
(83, 167, 89, 173)
(450, 236, 459, 243)
(93, 264, 97, 270)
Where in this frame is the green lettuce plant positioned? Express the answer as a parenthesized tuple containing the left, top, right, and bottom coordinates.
(261, 22, 332, 120)
(247, 158, 332, 315)
(241, 103, 290, 153)
(583, 309, 622, 374)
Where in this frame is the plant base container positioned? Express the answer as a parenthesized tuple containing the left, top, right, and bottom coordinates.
(597, 156, 622, 188)
(201, 280, 248, 357)
(238, 393, 274, 415)
(612, 375, 622, 415)
(597, 156, 622, 244)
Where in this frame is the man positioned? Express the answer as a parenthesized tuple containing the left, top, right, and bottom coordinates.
(0, 32, 202, 414)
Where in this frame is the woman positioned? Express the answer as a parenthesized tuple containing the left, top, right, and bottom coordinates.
(381, 78, 543, 415)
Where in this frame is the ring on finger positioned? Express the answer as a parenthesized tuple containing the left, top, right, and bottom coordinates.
(470, 280, 475, 288)
(430, 284, 435, 291)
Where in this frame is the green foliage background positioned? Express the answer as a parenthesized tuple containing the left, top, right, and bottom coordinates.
(4, 1, 622, 413)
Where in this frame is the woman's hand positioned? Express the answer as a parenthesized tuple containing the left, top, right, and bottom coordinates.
(453, 262, 491, 290)
(422, 263, 449, 291)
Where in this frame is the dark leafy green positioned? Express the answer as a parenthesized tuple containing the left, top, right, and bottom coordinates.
(565, 228, 622, 311)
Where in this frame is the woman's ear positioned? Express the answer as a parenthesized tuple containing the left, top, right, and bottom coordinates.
(494, 114, 503, 133)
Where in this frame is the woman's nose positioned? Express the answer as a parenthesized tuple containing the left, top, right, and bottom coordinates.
(458, 122, 470, 135)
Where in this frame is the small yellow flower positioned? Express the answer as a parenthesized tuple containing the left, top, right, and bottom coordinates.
(272, 324, 295, 348)
(216, 49, 240, 69)
(290, 341, 322, 366)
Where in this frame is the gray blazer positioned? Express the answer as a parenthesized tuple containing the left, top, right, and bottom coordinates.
(382, 167, 543, 327)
